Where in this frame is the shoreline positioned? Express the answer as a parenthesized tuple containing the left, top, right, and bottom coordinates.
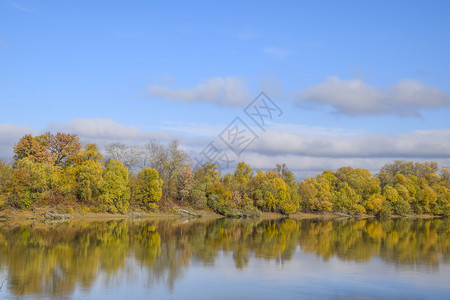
(0, 208, 443, 222)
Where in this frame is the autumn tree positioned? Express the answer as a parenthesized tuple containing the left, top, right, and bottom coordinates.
(250, 170, 296, 215)
(191, 162, 233, 212)
(431, 183, 450, 216)
(221, 162, 254, 208)
(363, 194, 386, 215)
(333, 182, 365, 214)
(45, 132, 81, 167)
(378, 160, 415, 188)
(13, 132, 81, 167)
(233, 162, 253, 193)
(276, 164, 301, 212)
(298, 177, 333, 213)
(73, 160, 103, 204)
(13, 134, 50, 164)
(0, 161, 12, 208)
(135, 167, 163, 210)
(101, 160, 130, 213)
(9, 158, 57, 209)
(74, 144, 104, 164)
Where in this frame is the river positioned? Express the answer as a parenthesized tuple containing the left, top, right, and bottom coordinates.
(0, 217, 448, 299)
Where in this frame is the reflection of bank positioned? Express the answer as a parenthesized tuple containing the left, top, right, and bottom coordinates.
(0, 274, 6, 290)
(0, 218, 448, 297)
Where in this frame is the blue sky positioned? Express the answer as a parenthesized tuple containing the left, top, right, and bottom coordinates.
(1, 0, 450, 178)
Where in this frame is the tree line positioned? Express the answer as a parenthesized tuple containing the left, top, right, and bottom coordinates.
(0, 132, 449, 216)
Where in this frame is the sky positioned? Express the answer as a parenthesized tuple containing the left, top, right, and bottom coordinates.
(1, 0, 450, 178)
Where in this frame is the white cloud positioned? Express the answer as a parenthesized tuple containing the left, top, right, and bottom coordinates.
(50, 119, 148, 141)
(159, 121, 225, 137)
(268, 122, 364, 137)
(148, 77, 251, 107)
(299, 76, 450, 116)
(48, 118, 208, 148)
(249, 128, 450, 158)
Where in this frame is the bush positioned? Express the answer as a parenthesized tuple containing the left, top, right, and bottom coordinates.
(190, 189, 207, 209)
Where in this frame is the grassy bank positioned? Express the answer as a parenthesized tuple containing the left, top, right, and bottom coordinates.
(0, 206, 443, 222)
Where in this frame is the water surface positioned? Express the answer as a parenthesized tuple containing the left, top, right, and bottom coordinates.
(0, 217, 448, 299)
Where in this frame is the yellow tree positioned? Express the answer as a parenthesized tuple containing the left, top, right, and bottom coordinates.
(333, 182, 365, 214)
(101, 160, 130, 213)
(299, 178, 319, 212)
(363, 194, 386, 215)
(73, 160, 103, 204)
(73, 144, 104, 165)
(9, 158, 56, 209)
(135, 167, 163, 210)
(0, 161, 12, 208)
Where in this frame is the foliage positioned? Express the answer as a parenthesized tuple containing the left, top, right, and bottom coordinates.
(73, 160, 103, 204)
(101, 160, 130, 213)
(135, 167, 163, 210)
(2, 133, 450, 217)
(190, 188, 207, 209)
(9, 158, 57, 209)
(13, 132, 80, 166)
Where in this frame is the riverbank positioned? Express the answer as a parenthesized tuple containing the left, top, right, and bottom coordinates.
(0, 207, 443, 222)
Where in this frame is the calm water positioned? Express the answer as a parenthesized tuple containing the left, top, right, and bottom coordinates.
(0, 217, 449, 299)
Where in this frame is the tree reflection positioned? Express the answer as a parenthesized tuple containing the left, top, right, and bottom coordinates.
(0, 217, 448, 297)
